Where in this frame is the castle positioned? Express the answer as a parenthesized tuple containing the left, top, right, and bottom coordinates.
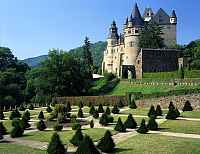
(102, 3, 184, 79)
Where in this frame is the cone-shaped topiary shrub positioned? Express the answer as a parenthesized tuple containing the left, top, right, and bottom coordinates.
(23, 110, 30, 121)
(175, 108, 180, 117)
(21, 114, 31, 129)
(0, 110, 5, 120)
(117, 99, 124, 108)
(156, 105, 163, 116)
(0, 122, 7, 135)
(124, 114, 137, 129)
(38, 111, 45, 120)
(10, 119, 24, 138)
(168, 101, 175, 109)
(97, 130, 115, 153)
(99, 113, 109, 126)
(78, 108, 84, 118)
(147, 116, 158, 130)
(114, 117, 126, 132)
(0, 132, 3, 140)
(166, 107, 177, 120)
(70, 129, 84, 146)
(57, 113, 65, 124)
(19, 104, 25, 111)
(72, 123, 81, 130)
(107, 115, 114, 123)
(90, 120, 94, 128)
(105, 106, 111, 115)
(89, 105, 95, 115)
(93, 109, 99, 119)
(112, 105, 119, 114)
(75, 135, 100, 154)
(37, 120, 47, 131)
(129, 99, 137, 109)
(28, 104, 34, 110)
(78, 101, 83, 108)
(148, 105, 156, 118)
(46, 106, 53, 113)
(9, 109, 21, 120)
(47, 132, 65, 154)
(98, 104, 104, 113)
(137, 119, 148, 134)
(53, 123, 63, 131)
(66, 102, 72, 112)
(182, 100, 193, 112)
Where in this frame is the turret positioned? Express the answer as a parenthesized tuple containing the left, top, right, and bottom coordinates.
(124, 17, 128, 29)
(128, 15, 133, 28)
(107, 20, 119, 47)
(170, 10, 177, 24)
(143, 7, 154, 21)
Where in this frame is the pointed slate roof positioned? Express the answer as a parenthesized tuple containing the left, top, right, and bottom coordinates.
(131, 3, 144, 27)
(171, 10, 177, 18)
(143, 8, 154, 17)
(152, 8, 170, 25)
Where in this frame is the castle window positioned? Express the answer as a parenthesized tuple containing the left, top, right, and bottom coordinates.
(135, 30, 139, 34)
(128, 30, 131, 34)
(137, 60, 140, 64)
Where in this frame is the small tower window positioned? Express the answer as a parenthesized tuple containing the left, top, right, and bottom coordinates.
(128, 30, 131, 34)
(135, 30, 139, 34)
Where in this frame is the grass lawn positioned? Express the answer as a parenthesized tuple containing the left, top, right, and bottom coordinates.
(116, 134, 200, 154)
(22, 128, 117, 143)
(160, 120, 200, 134)
(181, 111, 200, 119)
(2, 120, 12, 133)
(0, 143, 46, 154)
(113, 115, 148, 125)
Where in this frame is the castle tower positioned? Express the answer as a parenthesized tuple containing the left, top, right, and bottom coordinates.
(143, 7, 154, 21)
(170, 10, 177, 24)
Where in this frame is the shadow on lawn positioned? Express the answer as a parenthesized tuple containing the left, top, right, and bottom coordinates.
(113, 148, 133, 153)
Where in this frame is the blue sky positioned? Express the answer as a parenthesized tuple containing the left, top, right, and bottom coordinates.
(0, 0, 199, 59)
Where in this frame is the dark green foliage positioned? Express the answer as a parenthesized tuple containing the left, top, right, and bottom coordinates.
(124, 114, 137, 129)
(88, 102, 92, 107)
(168, 101, 175, 109)
(175, 108, 180, 117)
(0, 122, 7, 135)
(66, 102, 72, 112)
(23, 110, 30, 121)
(37, 120, 47, 131)
(137, 119, 148, 134)
(70, 129, 84, 146)
(93, 109, 99, 119)
(147, 116, 158, 130)
(105, 106, 111, 115)
(97, 104, 104, 113)
(72, 123, 81, 130)
(47, 132, 65, 154)
(0, 110, 5, 120)
(78, 108, 84, 118)
(139, 21, 164, 48)
(10, 119, 24, 138)
(97, 130, 115, 153)
(21, 113, 31, 129)
(75, 135, 100, 154)
(9, 109, 21, 120)
(28, 104, 34, 110)
(156, 105, 163, 116)
(166, 107, 178, 120)
(117, 99, 124, 108)
(46, 106, 53, 113)
(107, 115, 114, 123)
(38, 111, 45, 120)
(19, 104, 26, 111)
(0, 132, 3, 140)
(89, 105, 95, 115)
(53, 123, 63, 131)
(57, 113, 65, 124)
(114, 117, 126, 132)
(129, 99, 137, 109)
(79, 101, 83, 108)
(112, 105, 120, 114)
(90, 120, 94, 128)
(182, 100, 193, 112)
(148, 105, 156, 118)
(99, 113, 109, 126)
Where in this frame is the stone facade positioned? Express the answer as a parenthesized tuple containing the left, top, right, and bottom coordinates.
(102, 3, 181, 79)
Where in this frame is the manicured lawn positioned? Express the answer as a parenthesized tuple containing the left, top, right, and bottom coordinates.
(2, 120, 12, 133)
(113, 115, 148, 125)
(160, 120, 200, 134)
(22, 128, 117, 143)
(0, 143, 46, 154)
(116, 134, 200, 154)
(181, 111, 200, 119)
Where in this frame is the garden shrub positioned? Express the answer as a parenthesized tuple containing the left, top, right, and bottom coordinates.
(137, 119, 148, 134)
(90, 120, 94, 128)
(46, 106, 53, 113)
(0, 122, 7, 135)
(38, 111, 45, 120)
(53, 123, 63, 131)
(93, 109, 99, 119)
(147, 116, 158, 130)
(23, 110, 30, 121)
(70, 129, 83, 146)
(98, 104, 104, 113)
(182, 100, 193, 112)
(37, 120, 47, 131)
(21, 114, 31, 129)
(72, 123, 81, 130)
(89, 105, 96, 115)
(105, 106, 111, 115)
(112, 105, 119, 114)
(0, 110, 5, 120)
(166, 107, 178, 120)
(78, 108, 84, 118)
(117, 99, 124, 108)
(57, 113, 65, 124)
(19, 104, 26, 111)
(107, 115, 114, 123)
(99, 113, 109, 126)
(148, 105, 156, 118)
(156, 105, 163, 116)
(124, 114, 137, 129)
(10, 119, 24, 138)
(114, 117, 126, 132)
(28, 104, 34, 110)
(129, 99, 137, 109)
(78, 101, 83, 108)
(9, 109, 21, 120)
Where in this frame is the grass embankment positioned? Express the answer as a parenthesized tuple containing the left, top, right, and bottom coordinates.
(181, 111, 200, 119)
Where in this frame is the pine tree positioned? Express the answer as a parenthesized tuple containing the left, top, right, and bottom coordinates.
(105, 106, 111, 115)
(78, 108, 84, 118)
(90, 120, 94, 128)
(0, 110, 5, 120)
(38, 111, 45, 120)
(78, 101, 83, 108)
(93, 109, 99, 119)
(37, 120, 47, 131)
(182, 100, 193, 112)
(70, 129, 84, 146)
(47, 132, 65, 154)
(124, 114, 137, 129)
(75, 135, 100, 154)
(148, 105, 156, 118)
(147, 116, 158, 130)
(46, 105, 53, 113)
(117, 99, 124, 108)
(129, 99, 137, 109)
(89, 105, 95, 115)
(114, 117, 126, 132)
(99, 113, 108, 126)
(112, 105, 120, 114)
(137, 119, 148, 134)
(10, 119, 24, 138)
(156, 105, 163, 116)
(0, 122, 7, 135)
(97, 130, 115, 153)
(98, 104, 104, 113)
